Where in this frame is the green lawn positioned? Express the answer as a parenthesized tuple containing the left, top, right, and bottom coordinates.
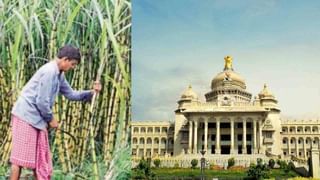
(145, 168, 300, 179)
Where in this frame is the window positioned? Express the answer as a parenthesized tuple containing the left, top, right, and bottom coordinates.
(237, 134, 242, 141)
(211, 135, 216, 141)
(208, 123, 216, 128)
(247, 122, 252, 128)
(199, 123, 204, 128)
(246, 134, 252, 141)
(220, 123, 230, 128)
(133, 138, 138, 144)
(182, 132, 188, 140)
(266, 132, 272, 138)
(237, 123, 243, 128)
(221, 135, 230, 141)
(162, 127, 168, 133)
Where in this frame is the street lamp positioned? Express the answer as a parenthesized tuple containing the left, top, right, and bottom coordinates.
(200, 149, 206, 180)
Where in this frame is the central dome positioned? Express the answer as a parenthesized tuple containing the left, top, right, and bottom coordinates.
(211, 56, 246, 90)
(211, 70, 246, 89)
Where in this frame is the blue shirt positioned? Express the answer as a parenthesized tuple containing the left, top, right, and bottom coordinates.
(12, 60, 93, 130)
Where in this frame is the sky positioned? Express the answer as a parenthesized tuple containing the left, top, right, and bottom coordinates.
(132, 0, 320, 121)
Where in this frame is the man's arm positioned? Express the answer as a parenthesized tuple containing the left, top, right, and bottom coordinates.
(35, 73, 54, 122)
(59, 74, 93, 101)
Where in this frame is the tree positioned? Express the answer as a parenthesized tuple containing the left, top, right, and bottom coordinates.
(268, 159, 275, 169)
(134, 158, 155, 179)
(154, 159, 161, 168)
(228, 157, 235, 168)
(191, 159, 198, 169)
(247, 158, 270, 180)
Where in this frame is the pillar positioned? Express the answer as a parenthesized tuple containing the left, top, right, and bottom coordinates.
(295, 138, 299, 157)
(288, 137, 291, 157)
(166, 126, 169, 156)
(215, 119, 221, 154)
(311, 148, 320, 178)
(194, 121, 198, 154)
(189, 121, 193, 154)
(158, 138, 161, 156)
(230, 119, 235, 154)
(151, 139, 154, 157)
(259, 121, 263, 154)
(204, 120, 208, 153)
(242, 120, 247, 154)
(253, 120, 257, 154)
(304, 138, 307, 159)
(144, 138, 147, 157)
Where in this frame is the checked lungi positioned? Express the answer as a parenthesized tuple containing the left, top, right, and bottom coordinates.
(10, 115, 53, 179)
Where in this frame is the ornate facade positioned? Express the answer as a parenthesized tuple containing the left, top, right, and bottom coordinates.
(132, 56, 320, 167)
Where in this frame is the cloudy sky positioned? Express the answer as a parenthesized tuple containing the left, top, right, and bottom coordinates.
(132, 0, 320, 121)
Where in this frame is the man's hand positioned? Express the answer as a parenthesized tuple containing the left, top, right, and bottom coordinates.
(92, 81, 102, 93)
(49, 119, 59, 128)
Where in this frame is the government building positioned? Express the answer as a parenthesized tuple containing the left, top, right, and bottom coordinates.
(132, 56, 320, 171)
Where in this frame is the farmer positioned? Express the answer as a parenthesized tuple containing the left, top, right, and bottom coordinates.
(9, 45, 102, 180)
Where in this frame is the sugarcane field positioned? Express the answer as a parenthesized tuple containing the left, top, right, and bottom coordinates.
(0, 0, 131, 179)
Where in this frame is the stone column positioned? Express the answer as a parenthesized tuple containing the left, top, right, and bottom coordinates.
(144, 138, 147, 157)
(253, 120, 257, 154)
(295, 138, 299, 158)
(311, 146, 320, 178)
(259, 121, 263, 154)
(165, 138, 168, 156)
(194, 121, 198, 154)
(204, 120, 208, 153)
(230, 119, 235, 154)
(242, 120, 247, 154)
(303, 138, 307, 159)
(215, 120, 221, 154)
(136, 148, 139, 157)
(188, 121, 193, 154)
(158, 138, 161, 156)
(288, 137, 291, 157)
(151, 139, 154, 157)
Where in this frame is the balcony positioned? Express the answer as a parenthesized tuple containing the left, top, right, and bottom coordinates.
(264, 138, 274, 144)
(180, 138, 188, 144)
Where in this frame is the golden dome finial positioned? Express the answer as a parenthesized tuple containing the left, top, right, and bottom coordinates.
(224, 55, 233, 70)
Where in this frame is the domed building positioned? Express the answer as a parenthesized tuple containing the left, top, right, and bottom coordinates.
(132, 56, 320, 169)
